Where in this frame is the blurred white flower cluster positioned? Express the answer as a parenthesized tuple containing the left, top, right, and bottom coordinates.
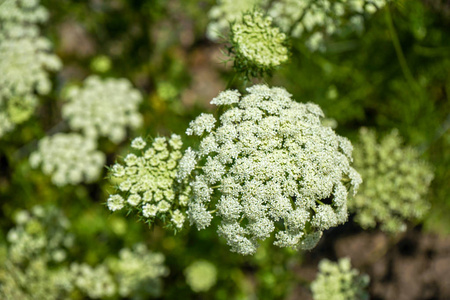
(184, 260, 218, 293)
(108, 243, 169, 298)
(179, 85, 361, 255)
(70, 263, 117, 299)
(349, 128, 434, 233)
(0, 206, 74, 300)
(0, 0, 61, 138)
(230, 10, 289, 78)
(269, 0, 388, 51)
(0, 206, 170, 299)
(107, 135, 190, 230)
(207, 0, 388, 52)
(311, 258, 370, 300)
(62, 75, 143, 144)
(29, 133, 106, 186)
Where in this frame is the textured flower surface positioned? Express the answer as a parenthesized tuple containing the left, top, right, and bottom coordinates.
(230, 10, 289, 78)
(62, 75, 143, 144)
(349, 128, 434, 233)
(311, 258, 370, 300)
(108, 243, 169, 298)
(179, 85, 361, 255)
(29, 133, 106, 186)
(0, 0, 61, 138)
(184, 260, 218, 293)
(107, 135, 190, 230)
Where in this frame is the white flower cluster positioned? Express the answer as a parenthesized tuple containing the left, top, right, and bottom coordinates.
(311, 258, 370, 300)
(349, 128, 434, 233)
(179, 85, 361, 255)
(206, 0, 268, 40)
(62, 75, 143, 144)
(5, 206, 74, 264)
(70, 263, 117, 299)
(0, 0, 61, 138)
(184, 260, 218, 293)
(230, 10, 289, 78)
(29, 133, 106, 186)
(0, 206, 74, 300)
(268, 0, 388, 51)
(108, 243, 169, 298)
(206, 0, 388, 52)
(107, 135, 190, 230)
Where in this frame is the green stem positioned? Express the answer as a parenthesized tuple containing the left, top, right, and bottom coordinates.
(385, 4, 419, 93)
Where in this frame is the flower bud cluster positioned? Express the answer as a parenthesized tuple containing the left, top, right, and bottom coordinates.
(230, 10, 289, 78)
(311, 258, 370, 300)
(0, 0, 61, 138)
(184, 260, 218, 293)
(107, 135, 190, 230)
(29, 133, 106, 186)
(349, 128, 434, 233)
(178, 85, 361, 255)
(62, 75, 143, 144)
(206, 0, 268, 40)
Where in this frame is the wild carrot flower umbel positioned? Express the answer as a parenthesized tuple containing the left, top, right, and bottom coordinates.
(107, 135, 190, 230)
(349, 128, 434, 233)
(62, 76, 143, 144)
(29, 133, 106, 186)
(229, 10, 289, 78)
(179, 85, 361, 255)
(0, 0, 61, 138)
(311, 258, 370, 300)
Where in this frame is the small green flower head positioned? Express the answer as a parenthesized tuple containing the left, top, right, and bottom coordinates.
(311, 258, 370, 300)
(349, 128, 434, 233)
(108, 244, 169, 298)
(206, 0, 268, 41)
(107, 135, 190, 231)
(184, 260, 217, 293)
(62, 76, 143, 144)
(230, 10, 289, 78)
(29, 133, 106, 186)
(179, 85, 361, 255)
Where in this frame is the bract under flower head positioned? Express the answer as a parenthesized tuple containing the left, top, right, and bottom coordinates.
(179, 85, 361, 255)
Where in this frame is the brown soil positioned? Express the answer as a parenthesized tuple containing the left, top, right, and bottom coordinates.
(292, 224, 450, 300)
